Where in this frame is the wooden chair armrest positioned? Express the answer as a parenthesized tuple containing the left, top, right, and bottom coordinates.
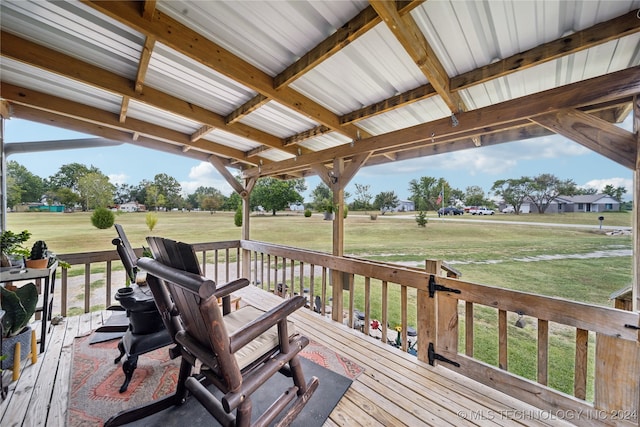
(213, 278, 250, 299)
(229, 296, 306, 353)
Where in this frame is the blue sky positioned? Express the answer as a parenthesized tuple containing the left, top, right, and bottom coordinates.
(4, 116, 634, 202)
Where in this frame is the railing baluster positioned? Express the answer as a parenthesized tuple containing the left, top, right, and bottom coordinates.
(574, 328, 588, 400)
(61, 268, 68, 317)
(84, 263, 91, 313)
(401, 285, 408, 351)
(381, 280, 388, 345)
(202, 250, 207, 276)
(364, 277, 371, 336)
(106, 260, 112, 309)
(225, 248, 230, 283)
(348, 273, 355, 329)
(465, 302, 473, 357)
(538, 319, 549, 385)
(308, 264, 315, 310)
(499, 309, 507, 370)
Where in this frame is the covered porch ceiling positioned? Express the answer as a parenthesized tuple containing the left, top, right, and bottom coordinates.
(1, 1, 639, 308)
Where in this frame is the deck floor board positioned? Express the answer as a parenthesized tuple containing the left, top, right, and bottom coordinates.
(0, 286, 576, 426)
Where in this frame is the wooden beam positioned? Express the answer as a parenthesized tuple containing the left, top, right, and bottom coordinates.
(283, 126, 333, 147)
(274, 1, 422, 89)
(341, 83, 436, 125)
(135, 36, 155, 94)
(119, 96, 129, 123)
(225, 94, 269, 125)
(451, 9, 640, 91)
(370, 1, 466, 113)
(531, 109, 637, 170)
(208, 154, 246, 196)
(142, 0, 156, 21)
(341, 153, 372, 186)
(0, 31, 289, 154)
(0, 100, 11, 119)
(2, 84, 257, 165)
(190, 125, 214, 143)
(86, 0, 366, 141)
(244, 65, 640, 178)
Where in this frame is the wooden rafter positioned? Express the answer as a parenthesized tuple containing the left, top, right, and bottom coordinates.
(86, 0, 367, 142)
(226, 94, 269, 125)
(119, 97, 129, 123)
(273, 2, 422, 89)
(243, 66, 640, 178)
(190, 125, 215, 143)
(451, 9, 640, 91)
(142, 0, 156, 21)
(135, 36, 156, 94)
(370, 0, 466, 113)
(2, 83, 258, 166)
(0, 31, 288, 155)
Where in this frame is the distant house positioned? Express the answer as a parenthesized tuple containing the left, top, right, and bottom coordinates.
(118, 201, 145, 212)
(288, 202, 305, 211)
(549, 194, 620, 213)
(394, 200, 415, 212)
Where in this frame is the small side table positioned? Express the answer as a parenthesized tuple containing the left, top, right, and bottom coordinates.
(0, 261, 58, 353)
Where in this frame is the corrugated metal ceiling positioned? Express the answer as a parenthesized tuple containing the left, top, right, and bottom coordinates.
(1, 0, 638, 170)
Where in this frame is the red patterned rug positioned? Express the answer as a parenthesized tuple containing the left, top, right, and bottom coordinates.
(67, 334, 363, 426)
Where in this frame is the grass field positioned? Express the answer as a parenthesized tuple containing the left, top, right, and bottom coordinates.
(6, 209, 633, 400)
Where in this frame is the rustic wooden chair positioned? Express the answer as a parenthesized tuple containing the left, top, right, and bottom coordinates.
(105, 236, 318, 427)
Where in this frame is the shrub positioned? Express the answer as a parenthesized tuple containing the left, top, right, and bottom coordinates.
(146, 212, 158, 231)
(415, 211, 428, 227)
(370, 213, 378, 220)
(304, 209, 312, 217)
(343, 205, 348, 218)
(91, 208, 115, 229)
(234, 205, 242, 227)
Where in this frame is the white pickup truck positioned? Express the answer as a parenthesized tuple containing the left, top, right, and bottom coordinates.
(469, 207, 495, 215)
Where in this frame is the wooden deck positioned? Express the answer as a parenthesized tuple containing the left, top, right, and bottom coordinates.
(0, 285, 575, 427)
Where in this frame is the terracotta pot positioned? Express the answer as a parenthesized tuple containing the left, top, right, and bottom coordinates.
(25, 258, 48, 269)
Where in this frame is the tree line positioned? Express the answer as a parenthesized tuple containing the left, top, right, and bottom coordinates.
(7, 161, 629, 215)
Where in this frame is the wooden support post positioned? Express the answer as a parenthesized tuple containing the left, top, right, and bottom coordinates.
(418, 259, 440, 364)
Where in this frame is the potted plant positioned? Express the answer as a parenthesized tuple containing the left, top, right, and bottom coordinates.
(321, 200, 337, 221)
(26, 240, 49, 269)
(1, 282, 37, 370)
(0, 230, 31, 268)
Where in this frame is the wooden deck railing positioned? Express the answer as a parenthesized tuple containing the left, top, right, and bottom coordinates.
(56, 239, 640, 425)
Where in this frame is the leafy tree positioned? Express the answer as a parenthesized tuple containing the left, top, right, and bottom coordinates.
(251, 177, 306, 215)
(352, 183, 373, 210)
(153, 173, 183, 209)
(409, 177, 453, 211)
(6, 175, 22, 210)
(114, 183, 135, 204)
(49, 163, 99, 192)
(50, 187, 80, 209)
(7, 161, 44, 204)
(145, 185, 161, 210)
(191, 186, 224, 211)
(310, 183, 332, 211)
(491, 178, 530, 215)
(373, 191, 399, 213)
(601, 184, 626, 205)
(464, 185, 488, 207)
(201, 195, 224, 212)
(77, 172, 115, 210)
(526, 173, 576, 214)
(223, 192, 242, 211)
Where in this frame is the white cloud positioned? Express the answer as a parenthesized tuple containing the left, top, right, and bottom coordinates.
(180, 162, 234, 196)
(581, 177, 633, 199)
(108, 173, 128, 185)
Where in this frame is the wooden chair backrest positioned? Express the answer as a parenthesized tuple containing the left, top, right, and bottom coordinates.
(113, 224, 139, 283)
(144, 236, 224, 360)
